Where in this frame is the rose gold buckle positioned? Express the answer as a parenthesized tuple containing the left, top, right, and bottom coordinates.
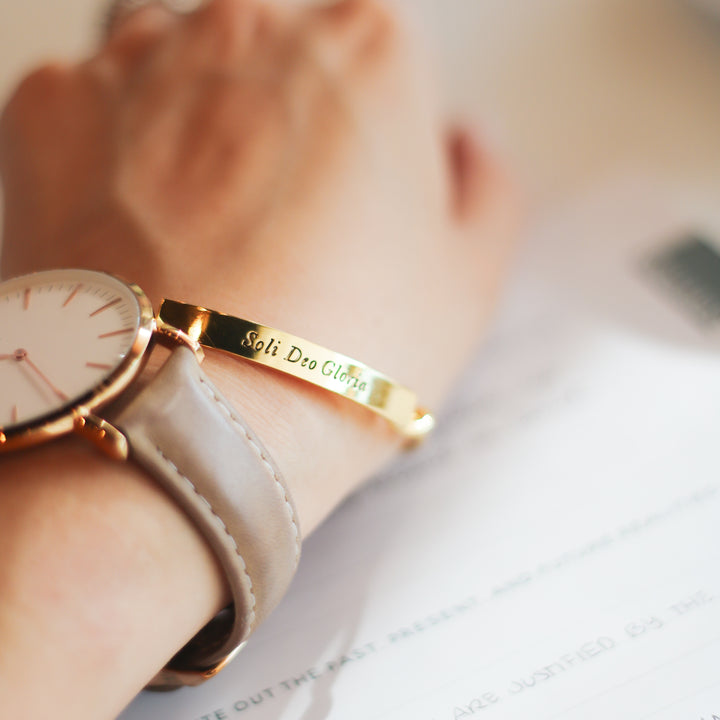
(146, 642, 247, 691)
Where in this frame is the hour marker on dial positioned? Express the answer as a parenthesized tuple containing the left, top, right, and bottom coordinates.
(63, 284, 82, 307)
(86, 362, 113, 370)
(23, 288, 31, 310)
(90, 298, 121, 317)
(11, 406, 18, 423)
(98, 328, 134, 339)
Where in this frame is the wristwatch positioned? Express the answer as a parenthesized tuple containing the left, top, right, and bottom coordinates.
(0, 268, 301, 689)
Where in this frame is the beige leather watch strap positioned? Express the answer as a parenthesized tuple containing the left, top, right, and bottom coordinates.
(110, 346, 301, 689)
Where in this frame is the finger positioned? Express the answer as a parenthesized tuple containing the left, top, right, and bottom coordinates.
(305, 0, 400, 69)
(178, 0, 285, 67)
(447, 127, 488, 223)
(104, 1, 179, 41)
(101, 3, 181, 72)
(310, 0, 396, 38)
(445, 126, 522, 314)
(446, 126, 520, 235)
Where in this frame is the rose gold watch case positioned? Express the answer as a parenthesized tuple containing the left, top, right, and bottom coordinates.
(0, 269, 155, 454)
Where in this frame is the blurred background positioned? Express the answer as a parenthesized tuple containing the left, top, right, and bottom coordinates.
(1, 0, 719, 218)
(2, 7, 718, 718)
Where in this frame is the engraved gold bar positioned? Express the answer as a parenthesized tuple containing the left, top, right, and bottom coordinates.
(158, 299, 434, 440)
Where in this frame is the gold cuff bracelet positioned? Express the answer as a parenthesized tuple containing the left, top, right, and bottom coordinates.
(157, 299, 434, 440)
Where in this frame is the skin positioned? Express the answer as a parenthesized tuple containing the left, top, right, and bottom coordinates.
(0, 1, 518, 717)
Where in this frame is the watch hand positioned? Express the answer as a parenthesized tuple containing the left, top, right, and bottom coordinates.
(0, 354, 14, 360)
(18, 351, 69, 402)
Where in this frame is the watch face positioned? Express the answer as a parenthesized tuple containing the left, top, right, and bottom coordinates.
(0, 269, 154, 450)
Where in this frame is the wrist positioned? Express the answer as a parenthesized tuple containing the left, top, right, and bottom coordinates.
(139, 336, 403, 537)
(199, 346, 404, 535)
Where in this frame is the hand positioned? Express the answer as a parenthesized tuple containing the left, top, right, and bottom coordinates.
(1, 0, 516, 373)
(0, 0, 518, 525)
(0, 1, 519, 714)
(0, 0, 518, 526)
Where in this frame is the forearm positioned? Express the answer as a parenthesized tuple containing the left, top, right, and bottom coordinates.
(0, 439, 225, 719)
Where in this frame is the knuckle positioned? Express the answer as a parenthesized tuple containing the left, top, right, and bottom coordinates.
(357, 10, 401, 62)
(102, 4, 177, 64)
(307, 0, 403, 70)
(325, 0, 395, 28)
(188, 0, 267, 59)
(193, 0, 256, 33)
(106, 4, 171, 40)
(362, 0, 400, 36)
(195, 0, 239, 24)
(1, 63, 71, 129)
(337, 0, 401, 45)
(9, 62, 70, 102)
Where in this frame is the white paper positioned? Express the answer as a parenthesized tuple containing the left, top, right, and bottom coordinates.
(121, 180, 720, 720)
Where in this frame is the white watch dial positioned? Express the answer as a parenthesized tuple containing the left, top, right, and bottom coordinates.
(0, 269, 150, 432)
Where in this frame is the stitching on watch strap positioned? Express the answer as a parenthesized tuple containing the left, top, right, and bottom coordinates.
(153, 444, 258, 628)
(197, 375, 301, 563)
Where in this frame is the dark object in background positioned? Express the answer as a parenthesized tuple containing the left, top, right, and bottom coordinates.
(646, 234, 720, 326)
